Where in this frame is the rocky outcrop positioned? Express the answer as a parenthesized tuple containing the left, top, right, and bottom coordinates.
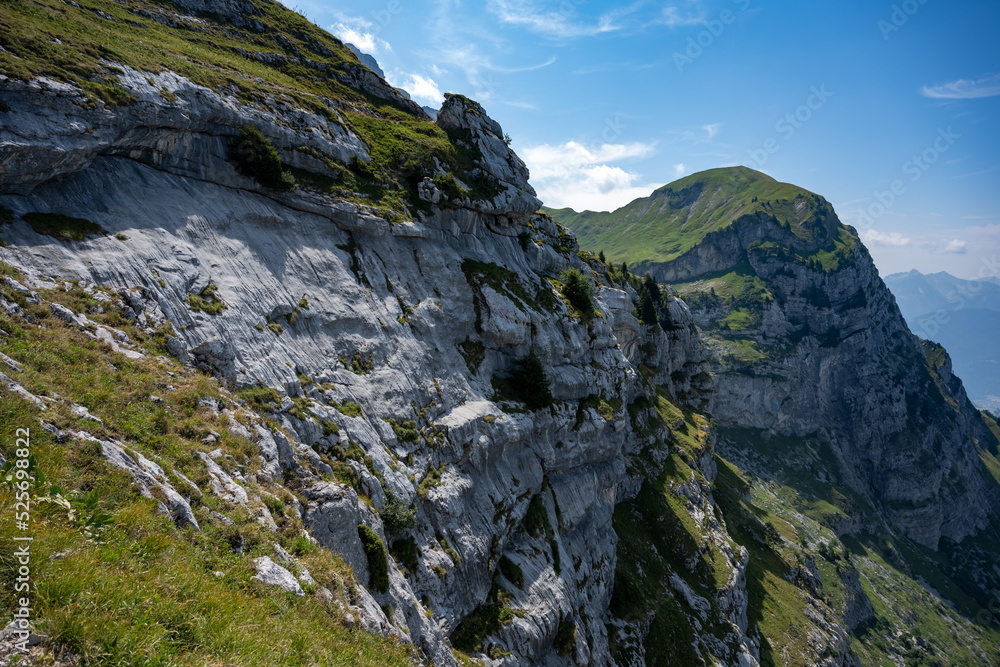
(436, 94, 541, 216)
(0, 67, 368, 195)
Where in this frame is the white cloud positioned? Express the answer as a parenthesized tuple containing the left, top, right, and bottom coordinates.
(862, 229, 911, 247)
(427, 45, 555, 102)
(920, 73, 1000, 100)
(330, 14, 391, 54)
(658, 6, 706, 28)
(673, 163, 687, 178)
(386, 72, 444, 106)
(487, 0, 633, 38)
(943, 239, 968, 254)
(521, 140, 661, 211)
(702, 123, 722, 139)
(865, 224, 1000, 280)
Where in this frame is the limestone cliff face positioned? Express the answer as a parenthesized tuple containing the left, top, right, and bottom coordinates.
(0, 70, 716, 665)
(650, 209, 999, 550)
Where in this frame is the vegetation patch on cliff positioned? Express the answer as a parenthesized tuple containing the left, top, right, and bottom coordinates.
(23, 212, 106, 243)
(491, 351, 554, 412)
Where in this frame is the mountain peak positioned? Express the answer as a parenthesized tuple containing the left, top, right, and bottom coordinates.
(547, 167, 841, 268)
(653, 165, 777, 193)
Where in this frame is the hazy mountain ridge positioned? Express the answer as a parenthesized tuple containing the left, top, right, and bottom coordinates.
(884, 270, 1000, 414)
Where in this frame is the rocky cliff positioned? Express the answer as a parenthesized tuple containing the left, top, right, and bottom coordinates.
(557, 168, 1000, 551)
(556, 168, 1000, 665)
(3, 2, 1000, 666)
(0, 40, 724, 664)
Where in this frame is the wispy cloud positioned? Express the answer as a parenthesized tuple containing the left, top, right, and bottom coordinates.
(329, 13, 391, 54)
(428, 44, 555, 101)
(386, 72, 444, 106)
(866, 224, 1000, 279)
(657, 6, 706, 27)
(920, 73, 1000, 100)
(943, 239, 968, 254)
(521, 140, 660, 211)
(702, 123, 722, 139)
(503, 100, 538, 110)
(862, 229, 911, 247)
(673, 163, 687, 178)
(487, 0, 643, 39)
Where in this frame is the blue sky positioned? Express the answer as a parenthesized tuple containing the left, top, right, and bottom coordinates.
(290, 0, 999, 279)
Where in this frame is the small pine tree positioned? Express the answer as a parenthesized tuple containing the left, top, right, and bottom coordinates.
(560, 268, 594, 316)
(230, 126, 294, 191)
(598, 250, 606, 264)
(643, 275, 662, 303)
(621, 262, 628, 276)
(513, 350, 553, 410)
(638, 290, 658, 325)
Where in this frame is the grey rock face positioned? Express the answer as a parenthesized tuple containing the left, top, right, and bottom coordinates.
(88, 432, 200, 530)
(190, 338, 237, 382)
(345, 43, 385, 78)
(652, 213, 999, 549)
(0, 68, 746, 666)
(0, 66, 369, 196)
(436, 94, 541, 216)
(253, 556, 305, 596)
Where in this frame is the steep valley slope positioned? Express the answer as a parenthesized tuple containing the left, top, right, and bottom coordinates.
(554, 167, 1000, 665)
(1, 1, 1000, 666)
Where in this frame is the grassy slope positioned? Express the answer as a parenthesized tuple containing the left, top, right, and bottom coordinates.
(611, 389, 861, 666)
(610, 391, 736, 665)
(716, 426, 1000, 666)
(0, 262, 412, 665)
(546, 166, 838, 267)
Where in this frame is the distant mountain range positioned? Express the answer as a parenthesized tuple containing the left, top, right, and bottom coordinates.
(884, 270, 1000, 414)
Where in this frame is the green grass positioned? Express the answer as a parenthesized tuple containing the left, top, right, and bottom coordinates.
(548, 166, 842, 267)
(417, 463, 445, 500)
(713, 336, 767, 364)
(333, 400, 363, 418)
(574, 394, 621, 428)
(22, 212, 106, 242)
(0, 262, 411, 666)
(719, 308, 757, 331)
(673, 260, 773, 307)
(186, 284, 228, 315)
(384, 417, 418, 443)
